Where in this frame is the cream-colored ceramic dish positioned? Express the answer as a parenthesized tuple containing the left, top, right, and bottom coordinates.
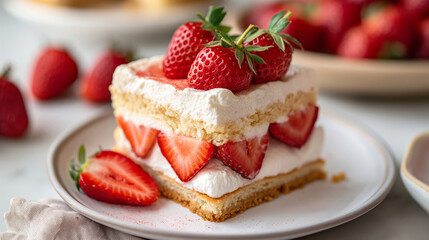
(4, 0, 219, 42)
(401, 131, 429, 214)
(293, 51, 429, 97)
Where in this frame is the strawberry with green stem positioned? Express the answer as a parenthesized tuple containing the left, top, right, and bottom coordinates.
(244, 10, 301, 83)
(70, 146, 158, 205)
(163, 6, 231, 79)
(188, 24, 271, 92)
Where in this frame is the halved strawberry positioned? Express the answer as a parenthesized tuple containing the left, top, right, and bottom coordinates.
(269, 105, 319, 148)
(215, 133, 269, 180)
(117, 116, 159, 158)
(70, 146, 158, 206)
(157, 132, 214, 182)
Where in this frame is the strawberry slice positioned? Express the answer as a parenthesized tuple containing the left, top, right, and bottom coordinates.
(117, 116, 159, 158)
(269, 105, 319, 148)
(215, 133, 269, 180)
(70, 147, 158, 206)
(157, 132, 214, 182)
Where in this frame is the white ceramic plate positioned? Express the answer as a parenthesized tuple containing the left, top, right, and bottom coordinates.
(4, 0, 218, 42)
(47, 111, 395, 240)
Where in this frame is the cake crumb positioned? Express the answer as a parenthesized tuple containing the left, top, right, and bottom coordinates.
(331, 172, 346, 182)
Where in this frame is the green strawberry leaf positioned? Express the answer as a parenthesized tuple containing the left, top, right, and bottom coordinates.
(245, 29, 266, 43)
(271, 33, 285, 51)
(217, 25, 232, 35)
(78, 145, 85, 164)
(217, 30, 234, 45)
(235, 47, 244, 68)
(70, 145, 93, 191)
(245, 54, 256, 74)
(268, 10, 288, 30)
(249, 53, 266, 64)
(69, 170, 77, 181)
(198, 6, 231, 35)
(221, 40, 233, 48)
(245, 45, 272, 52)
(281, 34, 303, 49)
(207, 6, 227, 26)
(204, 41, 222, 47)
(271, 20, 290, 33)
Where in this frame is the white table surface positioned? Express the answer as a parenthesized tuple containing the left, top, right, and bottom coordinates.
(1, 3, 429, 239)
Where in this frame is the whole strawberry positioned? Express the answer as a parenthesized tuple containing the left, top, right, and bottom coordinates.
(80, 50, 130, 102)
(31, 46, 78, 100)
(188, 26, 269, 92)
(311, 0, 361, 53)
(363, 4, 416, 58)
(401, 0, 429, 19)
(245, 11, 299, 84)
(163, 6, 230, 79)
(0, 66, 29, 138)
(337, 26, 384, 59)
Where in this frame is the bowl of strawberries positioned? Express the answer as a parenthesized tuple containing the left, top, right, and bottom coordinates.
(240, 0, 429, 97)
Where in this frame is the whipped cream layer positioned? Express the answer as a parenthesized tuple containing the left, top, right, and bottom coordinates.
(116, 126, 324, 198)
(112, 56, 317, 125)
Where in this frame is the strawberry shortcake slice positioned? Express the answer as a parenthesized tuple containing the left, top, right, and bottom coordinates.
(110, 7, 326, 222)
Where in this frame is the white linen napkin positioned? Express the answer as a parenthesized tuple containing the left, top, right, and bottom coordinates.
(0, 198, 143, 240)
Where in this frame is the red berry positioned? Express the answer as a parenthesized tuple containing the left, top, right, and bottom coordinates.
(31, 47, 78, 100)
(188, 46, 252, 92)
(74, 150, 158, 206)
(311, 0, 361, 53)
(337, 26, 384, 59)
(215, 133, 269, 180)
(282, 16, 323, 52)
(157, 132, 214, 182)
(80, 50, 129, 102)
(246, 2, 322, 52)
(163, 22, 215, 79)
(269, 105, 319, 148)
(246, 2, 297, 30)
(117, 116, 159, 158)
(364, 4, 416, 58)
(245, 33, 292, 83)
(401, 0, 429, 19)
(415, 17, 429, 58)
(0, 69, 29, 138)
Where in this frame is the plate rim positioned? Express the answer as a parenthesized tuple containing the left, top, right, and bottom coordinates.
(47, 110, 396, 239)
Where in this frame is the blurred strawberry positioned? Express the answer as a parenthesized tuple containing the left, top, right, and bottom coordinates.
(401, 0, 429, 19)
(363, 4, 416, 58)
(345, 0, 384, 6)
(31, 46, 78, 100)
(311, 0, 361, 53)
(246, 2, 299, 29)
(80, 50, 130, 102)
(337, 26, 384, 58)
(283, 16, 323, 51)
(246, 2, 322, 51)
(0, 66, 29, 138)
(415, 17, 429, 58)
